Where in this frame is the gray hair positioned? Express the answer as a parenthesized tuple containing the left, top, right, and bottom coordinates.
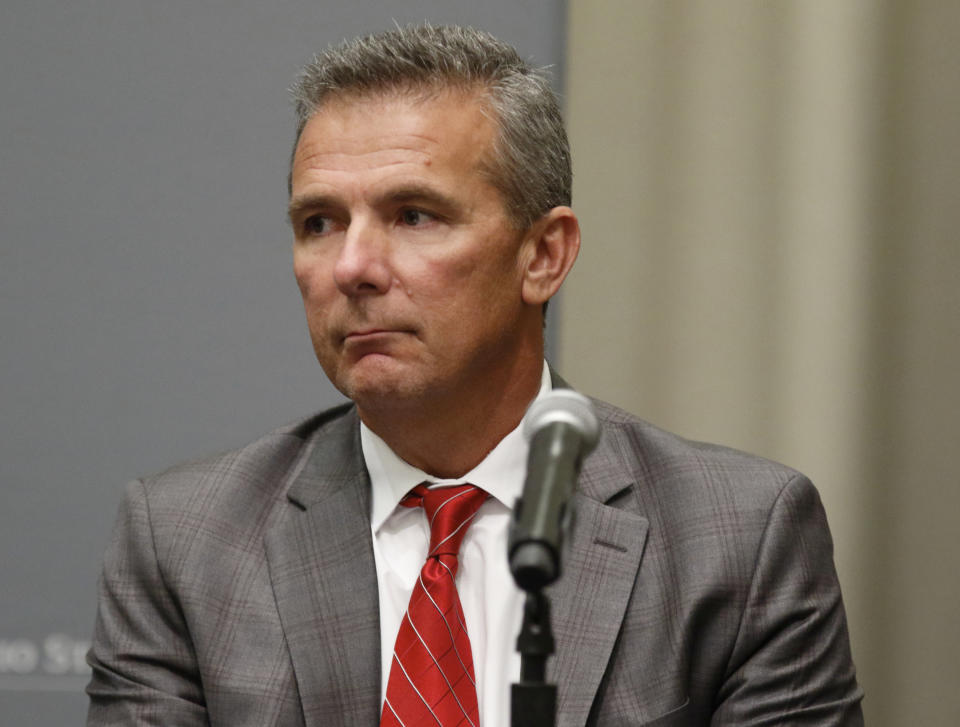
(288, 23, 571, 229)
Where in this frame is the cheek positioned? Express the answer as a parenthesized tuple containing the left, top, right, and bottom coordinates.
(292, 255, 312, 296)
(293, 256, 331, 302)
(294, 270, 310, 299)
(416, 262, 520, 337)
(420, 237, 518, 293)
(293, 267, 335, 340)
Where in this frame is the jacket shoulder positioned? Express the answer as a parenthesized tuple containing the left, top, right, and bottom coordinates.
(130, 402, 358, 548)
(142, 402, 353, 491)
(586, 397, 809, 519)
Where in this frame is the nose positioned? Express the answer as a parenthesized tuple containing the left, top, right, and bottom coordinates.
(333, 217, 392, 296)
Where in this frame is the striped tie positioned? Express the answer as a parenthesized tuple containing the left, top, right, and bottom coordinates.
(381, 483, 489, 727)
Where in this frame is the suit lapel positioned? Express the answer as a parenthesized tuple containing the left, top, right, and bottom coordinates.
(549, 414, 649, 727)
(265, 408, 382, 726)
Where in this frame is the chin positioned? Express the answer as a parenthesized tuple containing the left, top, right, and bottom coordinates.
(333, 358, 429, 408)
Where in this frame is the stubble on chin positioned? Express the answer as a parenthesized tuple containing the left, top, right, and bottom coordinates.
(326, 353, 431, 412)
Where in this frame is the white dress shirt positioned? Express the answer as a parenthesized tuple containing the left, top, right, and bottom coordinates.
(363, 365, 551, 727)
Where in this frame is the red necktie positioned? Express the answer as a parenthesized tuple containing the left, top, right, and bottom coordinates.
(381, 483, 489, 727)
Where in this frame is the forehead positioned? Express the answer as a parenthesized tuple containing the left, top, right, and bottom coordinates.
(291, 88, 497, 184)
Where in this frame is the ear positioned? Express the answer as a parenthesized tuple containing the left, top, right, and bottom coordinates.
(520, 206, 581, 306)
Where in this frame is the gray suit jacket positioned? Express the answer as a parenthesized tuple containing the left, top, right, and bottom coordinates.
(87, 396, 863, 725)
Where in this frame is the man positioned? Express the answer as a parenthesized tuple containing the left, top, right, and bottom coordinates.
(86, 24, 863, 726)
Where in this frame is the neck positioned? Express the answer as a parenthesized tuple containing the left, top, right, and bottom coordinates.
(358, 352, 545, 479)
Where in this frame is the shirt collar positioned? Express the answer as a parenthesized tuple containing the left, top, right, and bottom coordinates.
(364, 363, 553, 532)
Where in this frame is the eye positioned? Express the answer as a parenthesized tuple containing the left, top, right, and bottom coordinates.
(399, 208, 435, 227)
(302, 215, 333, 237)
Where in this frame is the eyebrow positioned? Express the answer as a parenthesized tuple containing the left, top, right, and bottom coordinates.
(287, 194, 338, 225)
(383, 184, 461, 214)
(287, 183, 463, 225)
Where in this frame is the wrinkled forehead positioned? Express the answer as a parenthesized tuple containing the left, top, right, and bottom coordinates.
(290, 83, 503, 191)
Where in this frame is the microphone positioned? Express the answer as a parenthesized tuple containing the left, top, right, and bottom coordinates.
(509, 389, 599, 591)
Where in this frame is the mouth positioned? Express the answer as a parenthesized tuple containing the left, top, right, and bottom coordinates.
(341, 328, 416, 346)
(345, 327, 401, 338)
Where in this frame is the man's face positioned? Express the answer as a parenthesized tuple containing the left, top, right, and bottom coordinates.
(289, 90, 539, 417)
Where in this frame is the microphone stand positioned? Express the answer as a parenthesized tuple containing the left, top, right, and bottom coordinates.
(511, 588, 556, 727)
(509, 425, 568, 727)
(509, 390, 599, 727)
(509, 460, 568, 727)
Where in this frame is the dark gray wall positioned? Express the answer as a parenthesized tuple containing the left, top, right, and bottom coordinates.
(0, 1, 565, 720)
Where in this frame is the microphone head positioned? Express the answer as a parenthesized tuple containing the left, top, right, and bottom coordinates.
(524, 389, 600, 453)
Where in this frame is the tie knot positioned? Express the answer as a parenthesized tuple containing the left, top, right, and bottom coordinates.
(402, 483, 488, 558)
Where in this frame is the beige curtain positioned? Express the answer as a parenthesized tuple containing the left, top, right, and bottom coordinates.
(559, 2, 960, 724)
